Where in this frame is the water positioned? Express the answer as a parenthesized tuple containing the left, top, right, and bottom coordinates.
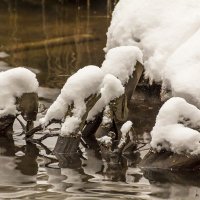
(0, 1, 199, 200)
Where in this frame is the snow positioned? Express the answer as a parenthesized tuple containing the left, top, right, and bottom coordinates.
(151, 97, 200, 155)
(61, 74, 124, 136)
(101, 46, 143, 84)
(87, 74, 124, 121)
(118, 120, 133, 149)
(0, 67, 38, 118)
(40, 65, 104, 127)
(120, 121, 133, 135)
(106, 0, 200, 106)
(102, 106, 112, 126)
(41, 44, 142, 136)
(97, 135, 112, 147)
(40, 63, 124, 136)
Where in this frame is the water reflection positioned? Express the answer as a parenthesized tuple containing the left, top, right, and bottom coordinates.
(0, 0, 112, 88)
(0, 135, 39, 198)
(45, 148, 150, 199)
(144, 169, 200, 200)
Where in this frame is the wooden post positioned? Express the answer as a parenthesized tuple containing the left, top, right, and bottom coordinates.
(125, 61, 144, 106)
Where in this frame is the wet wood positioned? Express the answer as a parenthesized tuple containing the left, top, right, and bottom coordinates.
(53, 94, 101, 154)
(125, 61, 144, 106)
(82, 112, 103, 138)
(53, 136, 81, 155)
(17, 92, 38, 121)
(54, 152, 82, 169)
(2, 34, 99, 53)
(143, 168, 200, 186)
(140, 149, 200, 171)
(0, 115, 15, 135)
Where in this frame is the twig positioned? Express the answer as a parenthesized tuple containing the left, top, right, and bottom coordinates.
(80, 137, 89, 148)
(25, 119, 61, 138)
(135, 143, 148, 151)
(25, 124, 43, 138)
(27, 132, 59, 143)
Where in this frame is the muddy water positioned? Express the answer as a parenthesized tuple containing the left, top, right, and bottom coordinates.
(0, 1, 198, 200)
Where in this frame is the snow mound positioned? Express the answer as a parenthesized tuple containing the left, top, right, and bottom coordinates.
(101, 46, 143, 84)
(0, 67, 39, 118)
(118, 120, 133, 149)
(151, 97, 200, 155)
(87, 74, 124, 121)
(40, 65, 104, 126)
(61, 74, 124, 136)
(106, 0, 200, 105)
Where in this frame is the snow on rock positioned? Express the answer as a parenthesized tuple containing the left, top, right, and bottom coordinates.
(101, 46, 143, 84)
(0, 67, 38, 118)
(40, 65, 104, 127)
(106, 0, 200, 105)
(151, 97, 200, 155)
(87, 74, 124, 121)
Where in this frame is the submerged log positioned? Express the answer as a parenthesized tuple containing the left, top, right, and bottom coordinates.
(140, 149, 200, 171)
(2, 34, 99, 53)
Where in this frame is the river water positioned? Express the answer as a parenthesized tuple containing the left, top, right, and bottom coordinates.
(0, 1, 199, 200)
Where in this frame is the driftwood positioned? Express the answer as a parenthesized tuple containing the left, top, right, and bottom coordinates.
(143, 168, 200, 186)
(16, 93, 38, 122)
(54, 62, 144, 155)
(2, 34, 98, 53)
(140, 149, 200, 171)
(0, 92, 38, 135)
(125, 61, 144, 105)
(0, 115, 15, 136)
(25, 62, 144, 156)
(53, 94, 101, 154)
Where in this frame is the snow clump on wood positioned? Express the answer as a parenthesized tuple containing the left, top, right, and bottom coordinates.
(40, 65, 104, 126)
(0, 67, 38, 118)
(101, 46, 143, 84)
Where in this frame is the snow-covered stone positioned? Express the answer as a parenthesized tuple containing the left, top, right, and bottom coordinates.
(151, 97, 200, 155)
